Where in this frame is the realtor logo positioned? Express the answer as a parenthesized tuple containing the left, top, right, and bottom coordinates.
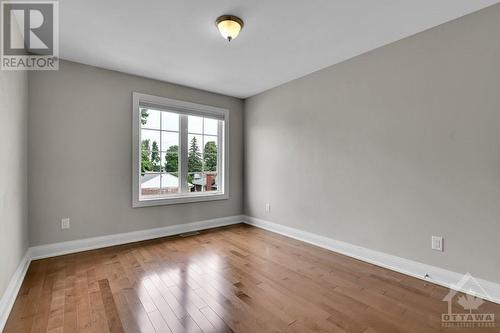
(1, 1, 58, 70)
(442, 273, 495, 328)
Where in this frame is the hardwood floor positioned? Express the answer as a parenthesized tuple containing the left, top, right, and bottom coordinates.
(4, 224, 500, 332)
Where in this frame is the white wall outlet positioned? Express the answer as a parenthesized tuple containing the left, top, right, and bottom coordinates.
(431, 236, 443, 251)
(265, 203, 271, 212)
(61, 218, 70, 229)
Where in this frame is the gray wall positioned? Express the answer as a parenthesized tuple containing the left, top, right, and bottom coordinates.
(244, 5, 500, 282)
(29, 60, 243, 246)
(0, 70, 28, 296)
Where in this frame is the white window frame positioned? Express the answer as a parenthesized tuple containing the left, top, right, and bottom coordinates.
(132, 92, 229, 207)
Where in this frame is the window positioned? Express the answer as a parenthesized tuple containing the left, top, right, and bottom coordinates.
(132, 92, 229, 207)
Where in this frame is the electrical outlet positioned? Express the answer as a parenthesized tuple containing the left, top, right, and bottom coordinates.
(61, 218, 70, 230)
(431, 236, 443, 251)
(265, 203, 271, 212)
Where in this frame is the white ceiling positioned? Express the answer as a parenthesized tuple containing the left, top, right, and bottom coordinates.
(59, 0, 499, 98)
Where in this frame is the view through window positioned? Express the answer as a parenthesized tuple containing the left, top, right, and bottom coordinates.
(139, 107, 223, 201)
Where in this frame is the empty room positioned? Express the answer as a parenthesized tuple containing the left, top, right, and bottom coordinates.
(1, 0, 500, 332)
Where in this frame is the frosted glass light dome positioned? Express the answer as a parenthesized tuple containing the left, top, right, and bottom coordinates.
(216, 15, 244, 42)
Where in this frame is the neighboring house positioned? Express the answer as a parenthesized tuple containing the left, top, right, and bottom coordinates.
(141, 173, 180, 195)
(141, 172, 216, 195)
(190, 172, 217, 192)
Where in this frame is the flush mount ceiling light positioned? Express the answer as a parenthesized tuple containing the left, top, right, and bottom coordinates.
(216, 15, 244, 42)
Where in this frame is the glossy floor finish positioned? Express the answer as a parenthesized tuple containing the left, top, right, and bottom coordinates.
(4, 224, 500, 333)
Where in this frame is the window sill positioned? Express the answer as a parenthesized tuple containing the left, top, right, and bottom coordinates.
(132, 192, 228, 208)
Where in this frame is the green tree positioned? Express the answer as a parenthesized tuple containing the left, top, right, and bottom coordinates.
(188, 137, 202, 173)
(151, 141, 160, 172)
(140, 108, 149, 125)
(164, 145, 179, 174)
(203, 142, 217, 171)
(141, 139, 153, 174)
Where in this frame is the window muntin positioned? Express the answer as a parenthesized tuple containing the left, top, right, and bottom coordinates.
(133, 93, 228, 207)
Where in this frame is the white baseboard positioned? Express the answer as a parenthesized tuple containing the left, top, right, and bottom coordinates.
(30, 215, 245, 260)
(3, 213, 498, 333)
(243, 215, 500, 305)
(0, 250, 31, 332)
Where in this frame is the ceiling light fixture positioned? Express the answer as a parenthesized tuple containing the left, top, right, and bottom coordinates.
(216, 15, 244, 42)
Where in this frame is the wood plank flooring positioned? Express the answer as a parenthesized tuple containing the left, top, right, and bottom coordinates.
(4, 224, 500, 332)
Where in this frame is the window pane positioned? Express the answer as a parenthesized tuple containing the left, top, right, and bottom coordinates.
(203, 135, 217, 144)
(161, 173, 179, 194)
(141, 130, 161, 172)
(188, 172, 218, 192)
(188, 172, 203, 192)
(141, 129, 160, 144)
(188, 115, 203, 134)
(141, 145, 152, 173)
(204, 172, 218, 192)
(161, 131, 178, 152)
(188, 134, 203, 172)
(161, 151, 179, 173)
(141, 109, 161, 129)
(140, 173, 161, 199)
(161, 111, 179, 131)
(203, 136, 217, 172)
(204, 118, 218, 135)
